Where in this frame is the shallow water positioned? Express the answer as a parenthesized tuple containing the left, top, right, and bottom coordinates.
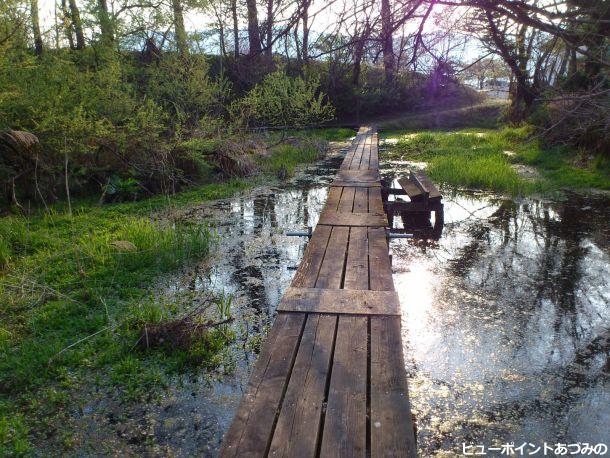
(153, 151, 609, 456)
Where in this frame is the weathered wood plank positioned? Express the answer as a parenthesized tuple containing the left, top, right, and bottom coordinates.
(325, 186, 343, 212)
(219, 313, 305, 457)
(315, 227, 349, 289)
(370, 316, 417, 458)
(397, 176, 425, 200)
(344, 227, 368, 290)
(353, 188, 368, 213)
(359, 135, 371, 170)
(320, 315, 368, 457)
(330, 181, 382, 188)
(277, 287, 400, 315)
(342, 134, 365, 170)
(318, 210, 387, 227)
(269, 314, 337, 457)
(338, 187, 356, 213)
(368, 187, 384, 214)
(291, 225, 332, 288)
(368, 227, 394, 291)
(412, 170, 442, 199)
(369, 134, 379, 169)
(335, 170, 380, 183)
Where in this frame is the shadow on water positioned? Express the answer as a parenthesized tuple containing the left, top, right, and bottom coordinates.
(143, 151, 608, 456)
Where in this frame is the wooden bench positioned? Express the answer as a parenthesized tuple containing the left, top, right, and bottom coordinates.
(382, 170, 444, 235)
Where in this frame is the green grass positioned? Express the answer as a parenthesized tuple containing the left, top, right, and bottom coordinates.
(272, 127, 355, 143)
(381, 126, 610, 196)
(379, 101, 506, 132)
(264, 143, 322, 177)
(0, 138, 328, 453)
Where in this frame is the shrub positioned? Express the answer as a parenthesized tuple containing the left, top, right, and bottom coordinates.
(236, 69, 335, 128)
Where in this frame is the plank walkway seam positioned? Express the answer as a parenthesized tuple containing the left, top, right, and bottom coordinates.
(219, 126, 417, 458)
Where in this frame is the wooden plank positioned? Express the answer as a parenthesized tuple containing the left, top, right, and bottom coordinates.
(291, 225, 332, 288)
(359, 135, 371, 170)
(353, 188, 368, 213)
(335, 170, 380, 183)
(369, 134, 379, 169)
(344, 227, 368, 289)
(341, 133, 362, 169)
(338, 187, 356, 213)
(412, 170, 442, 199)
(315, 227, 349, 289)
(370, 316, 417, 458)
(318, 210, 387, 227)
(320, 315, 368, 457)
(368, 227, 394, 291)
(325, 186, 343, 212)
(330, 181, 382, 188)
(343, 135, 365, 170)
(368, 187, 384, 214)
(397, 176, 425, 200)
(220, 313, 305, 457)
(277, 287, 400, 315)
(349, 137, 365, 170)
(268, 314, 337, 457)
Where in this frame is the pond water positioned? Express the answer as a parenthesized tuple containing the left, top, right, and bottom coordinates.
(151, 149, 609, 456)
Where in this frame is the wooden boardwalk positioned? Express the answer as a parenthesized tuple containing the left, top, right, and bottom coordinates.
(220, 127, 417, 457)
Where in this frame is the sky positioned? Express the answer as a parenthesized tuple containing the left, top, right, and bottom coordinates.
(32, 0, 481, 61)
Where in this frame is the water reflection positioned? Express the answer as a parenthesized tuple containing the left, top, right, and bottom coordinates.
(391, 189, 610, 455)
(156, 153, 608, 456)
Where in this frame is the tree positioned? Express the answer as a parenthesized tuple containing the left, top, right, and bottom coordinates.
(97, 0, 114, 43)
(68, 0, 85, 49)
(246, 0, 262, 55)
(172, 0, 188, 54)
(380, 0, 394, 83)
(30, 0, 43, 55)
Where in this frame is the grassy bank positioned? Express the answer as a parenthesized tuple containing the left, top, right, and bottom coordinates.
(0, 131, 350, 455)
(380, 126, 610, 196)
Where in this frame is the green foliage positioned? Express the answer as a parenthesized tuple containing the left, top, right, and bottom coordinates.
(263, 143, 322, 178)
(382, 126, 610, 195)
(0, 410, 30, 456)
(237, 69, 335, 128)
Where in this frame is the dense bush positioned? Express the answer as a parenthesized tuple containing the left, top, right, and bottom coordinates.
(236, 69, 335, 128)
(0, 50, 337, 209)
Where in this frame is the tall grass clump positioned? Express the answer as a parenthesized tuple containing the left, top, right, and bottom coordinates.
(264, 143, 323, 178)
(382, 126, 609, 195)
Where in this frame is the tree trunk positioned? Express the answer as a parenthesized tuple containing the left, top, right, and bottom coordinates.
(265, 0, 273, 57)
(30, 0, 43, 55)
(98, 0, 114, 43)
(68, 0, 85, 49)
(60, 0, 75, 49)
(352, 36, 365, 85)
(246, 0, 261, 55)
(380, 0, 394, 83)
(232, 0, 239, 56)
(302, 0, 309, 62)
(171, 0, 188, 55)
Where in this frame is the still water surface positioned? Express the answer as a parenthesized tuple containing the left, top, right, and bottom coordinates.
(160, 150, 609, 456)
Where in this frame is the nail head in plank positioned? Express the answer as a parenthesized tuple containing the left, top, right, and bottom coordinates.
(277, 287, 400, 315)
